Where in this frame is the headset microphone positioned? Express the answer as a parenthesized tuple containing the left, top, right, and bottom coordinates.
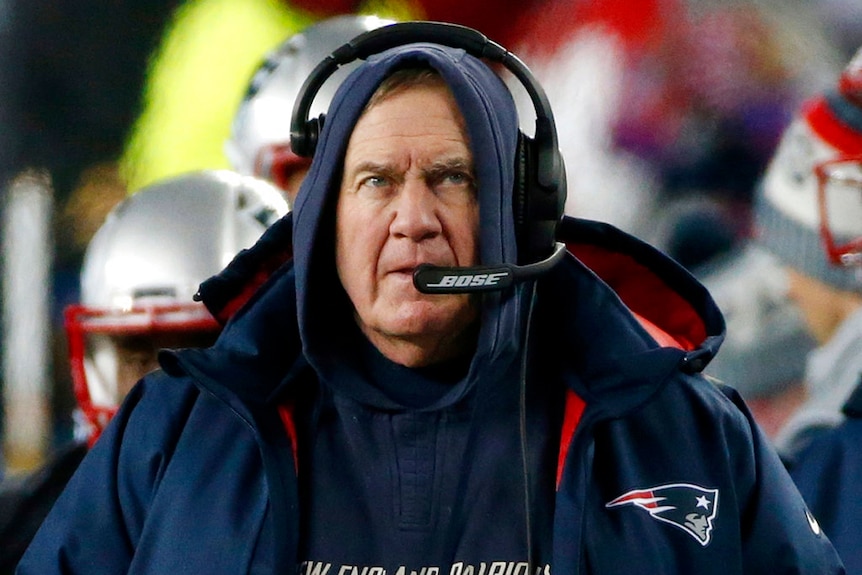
(413, 242, 566, 294)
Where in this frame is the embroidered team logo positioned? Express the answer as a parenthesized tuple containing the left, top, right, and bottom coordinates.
(606, 483, 719, 546)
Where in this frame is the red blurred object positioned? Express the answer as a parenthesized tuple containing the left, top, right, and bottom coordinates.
(286, 0, 357, 16)
(509, 0, 677, 57)
(282, 0, 541, 45)
(839, 49, 862, 107)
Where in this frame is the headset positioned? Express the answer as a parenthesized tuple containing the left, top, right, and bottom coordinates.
(290, 21, 567, 293)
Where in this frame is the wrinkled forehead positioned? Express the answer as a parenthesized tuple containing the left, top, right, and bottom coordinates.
(327, 44, 517, 146)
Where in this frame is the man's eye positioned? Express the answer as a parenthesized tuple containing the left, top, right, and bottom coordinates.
(362, 175, 389, 188)
(437, 171, 475, 190)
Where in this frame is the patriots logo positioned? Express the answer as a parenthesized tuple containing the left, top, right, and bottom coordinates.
(606, 483, 719, 546)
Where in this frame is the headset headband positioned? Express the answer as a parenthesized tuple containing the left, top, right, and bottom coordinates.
(289, 21, 561, 191)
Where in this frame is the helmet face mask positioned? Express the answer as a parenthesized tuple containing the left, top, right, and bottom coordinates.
(815, 154, 862, 267)
(66, 304, 220, 444)
(65, 170, 288, 445)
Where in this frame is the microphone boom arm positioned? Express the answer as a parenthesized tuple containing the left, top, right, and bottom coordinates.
(413, 242, 566, 294)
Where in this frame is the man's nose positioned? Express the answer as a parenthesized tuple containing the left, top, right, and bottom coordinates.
(390, 178, 442, 241)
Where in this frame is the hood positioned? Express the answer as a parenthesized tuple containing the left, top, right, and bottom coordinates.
(288, 43, 526, 406)
(181, 43, 528, 409)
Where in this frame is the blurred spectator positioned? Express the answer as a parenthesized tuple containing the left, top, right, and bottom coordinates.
(752, 45, 862, 464)
(226, 14, 395, 203)
(505, 0, 673, 236)
(777, 46, 862, 572)
(0, 170, 287, 573)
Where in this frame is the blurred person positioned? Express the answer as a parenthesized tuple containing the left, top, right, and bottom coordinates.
(18, 23, 843, 574)
(0, 170, 288, 573)
(752, 46, 862, 465)
(226, 14, 395, 203)
(758, 46, 862, 572)
(697, 244, 817, 440)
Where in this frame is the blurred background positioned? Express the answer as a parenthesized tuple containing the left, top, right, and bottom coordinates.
(0, 0, 858, 474)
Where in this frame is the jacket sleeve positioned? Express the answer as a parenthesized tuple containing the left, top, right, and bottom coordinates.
(722, 387, 846, 573)
(789, 420, 862, 574)
(15, 373, 196, 574)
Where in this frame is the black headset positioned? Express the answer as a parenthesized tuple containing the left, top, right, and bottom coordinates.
(289, 20, 566, 267)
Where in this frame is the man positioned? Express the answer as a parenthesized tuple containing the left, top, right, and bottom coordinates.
(1, 170, 287, 572)
(18, 24, 843, 573)
(752, 47, 862, 571)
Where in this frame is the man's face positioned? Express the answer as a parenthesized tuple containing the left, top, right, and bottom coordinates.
(336, 79, 480, 367)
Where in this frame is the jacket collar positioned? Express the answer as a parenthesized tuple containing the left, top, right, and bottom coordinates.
(169, 215, 725, 423)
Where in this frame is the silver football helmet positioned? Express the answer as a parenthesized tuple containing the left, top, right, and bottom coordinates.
(224, 15, 395, 191)
(64, 170, 288, 444)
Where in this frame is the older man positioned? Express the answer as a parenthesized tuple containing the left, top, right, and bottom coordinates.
(18, 23, 843, 574)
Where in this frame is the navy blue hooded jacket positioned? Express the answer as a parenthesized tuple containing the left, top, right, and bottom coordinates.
(18, 43, 843, 574)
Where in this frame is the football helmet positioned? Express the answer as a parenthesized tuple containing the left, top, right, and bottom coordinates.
(224, 15, 395, 192)
(64, 170, 288, 445)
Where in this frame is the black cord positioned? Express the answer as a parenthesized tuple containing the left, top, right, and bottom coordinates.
(519, 280, 539, 567)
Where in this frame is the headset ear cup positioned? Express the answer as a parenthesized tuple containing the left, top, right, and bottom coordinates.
(516, 131, 563, 264)
(305, 116, 321, 156)
(295, 114, 325, 157)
